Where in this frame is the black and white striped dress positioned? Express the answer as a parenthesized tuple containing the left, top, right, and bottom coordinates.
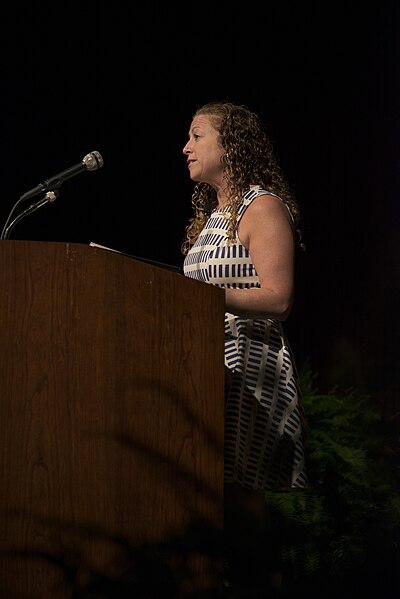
(183, 186, 308, 491)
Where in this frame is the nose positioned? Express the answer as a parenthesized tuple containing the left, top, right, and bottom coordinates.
(182, 141, 191, 155)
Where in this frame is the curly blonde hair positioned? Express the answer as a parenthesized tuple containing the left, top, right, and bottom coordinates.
(181, 102, 305, 255)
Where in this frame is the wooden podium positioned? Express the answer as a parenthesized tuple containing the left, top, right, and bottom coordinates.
(0, 240, 225, 598)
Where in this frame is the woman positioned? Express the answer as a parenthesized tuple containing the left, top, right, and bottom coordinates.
(182, 101, 308, 596)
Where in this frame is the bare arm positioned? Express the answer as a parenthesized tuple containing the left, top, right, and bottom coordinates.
(224, 194, 296, 320)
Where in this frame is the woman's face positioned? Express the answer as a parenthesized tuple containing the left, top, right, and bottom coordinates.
(182, 114, 225, 189)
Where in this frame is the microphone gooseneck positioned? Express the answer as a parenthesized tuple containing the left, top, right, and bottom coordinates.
(0, 151, 104, 240)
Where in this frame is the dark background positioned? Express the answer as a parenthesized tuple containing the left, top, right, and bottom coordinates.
(1, 2, 399, 426)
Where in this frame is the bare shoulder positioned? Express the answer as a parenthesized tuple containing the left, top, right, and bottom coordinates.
(238, 193, 294, 247)
(242, 193, 292, 226)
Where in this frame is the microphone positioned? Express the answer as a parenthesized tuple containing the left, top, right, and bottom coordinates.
(19, 151, 104, 202)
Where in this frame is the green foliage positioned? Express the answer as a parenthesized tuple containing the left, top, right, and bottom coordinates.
(268, 361, 400, 595)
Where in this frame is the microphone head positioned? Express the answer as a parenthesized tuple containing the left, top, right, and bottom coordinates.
(83, 151, 104, 171)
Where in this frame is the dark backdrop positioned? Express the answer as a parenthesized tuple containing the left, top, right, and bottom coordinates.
(1, 2, 399, 425)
